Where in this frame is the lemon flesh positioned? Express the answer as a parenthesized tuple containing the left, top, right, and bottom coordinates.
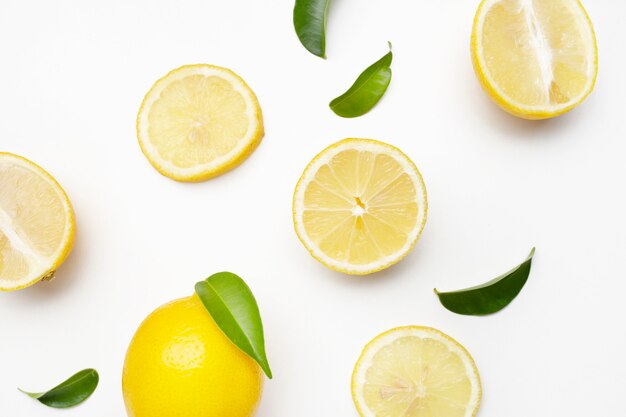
(137, 64, 264, 182)
(122, 294, 263, 417)
(471, 0, 597, 119)
(293, 139, 427, 275)
(352, 326, 481, 417)
(0, 153, 75, 291)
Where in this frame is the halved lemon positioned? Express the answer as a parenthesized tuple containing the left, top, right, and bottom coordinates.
(352, 326, 481, 417)
(471, 0, 598, 119)
(293, 139, 427, 275)
(137, 64, 264, 182)
(0, 153, 75, 291)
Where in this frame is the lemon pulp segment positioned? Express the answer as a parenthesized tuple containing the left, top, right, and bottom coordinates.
(352, 326, 481, 417)
(293, 139, 427, 275)
(137, 64, 264, 181)
(0, 153, 74, 291)
(472, 0, 597, 119)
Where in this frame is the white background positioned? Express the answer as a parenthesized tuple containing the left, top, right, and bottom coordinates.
(1, 0, 625, 416)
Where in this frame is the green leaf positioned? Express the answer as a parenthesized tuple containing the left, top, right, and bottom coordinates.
(293, 0, 331, 58)
(19, 368, 99, 408)
(329, 44, 393, 118)
(195, 272, 272, 378)
(435, 248, 535, 316)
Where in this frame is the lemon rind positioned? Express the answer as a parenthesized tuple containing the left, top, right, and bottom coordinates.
(293, 138, 428, 275)
(136, 64, 264, 182)
(351, 326, 482, 417)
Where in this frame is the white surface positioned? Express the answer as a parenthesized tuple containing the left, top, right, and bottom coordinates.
(0, 0, 624, 416)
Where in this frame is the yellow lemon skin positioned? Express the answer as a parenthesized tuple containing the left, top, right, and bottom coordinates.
(122, 294, 263, 417)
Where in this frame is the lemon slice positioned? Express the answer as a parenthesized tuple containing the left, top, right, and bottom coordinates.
(0, 153, 75, 291)
(137, 64, 264, 182)
(352, 326, 481, 417)
(293, 138, 427, 275)
(471, 0, 597, 119)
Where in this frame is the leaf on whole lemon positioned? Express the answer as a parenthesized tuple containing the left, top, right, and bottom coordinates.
(195, 272, 272, 378)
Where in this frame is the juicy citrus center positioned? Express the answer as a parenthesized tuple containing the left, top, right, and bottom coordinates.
(0, 153, 74, 289)
(364, 336, 474, 416)
(137, 64, 264, 182)
(297, 141, 426, 271)
(148, 74, 249, 169)
(476, 0, 596, 111)
(353, 327, 481, 417)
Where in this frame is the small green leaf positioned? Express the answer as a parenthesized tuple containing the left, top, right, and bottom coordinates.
(195, 272, 272, 378)
(293, 0, 331, 58)
(329, 44, 393, 118)
(435, 248, 535, 316)
(19, 368, 99, 408)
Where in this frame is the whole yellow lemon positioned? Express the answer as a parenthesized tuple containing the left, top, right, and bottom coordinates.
(122, 294, 264, 417)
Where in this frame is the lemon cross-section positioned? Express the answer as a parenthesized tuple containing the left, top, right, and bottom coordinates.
(0, 153, 75, 291)
(137, 64, 264, 182)
(293, 139, 427, 275)
(471, 0, 597, 119)
(352, 326, 481, 417)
